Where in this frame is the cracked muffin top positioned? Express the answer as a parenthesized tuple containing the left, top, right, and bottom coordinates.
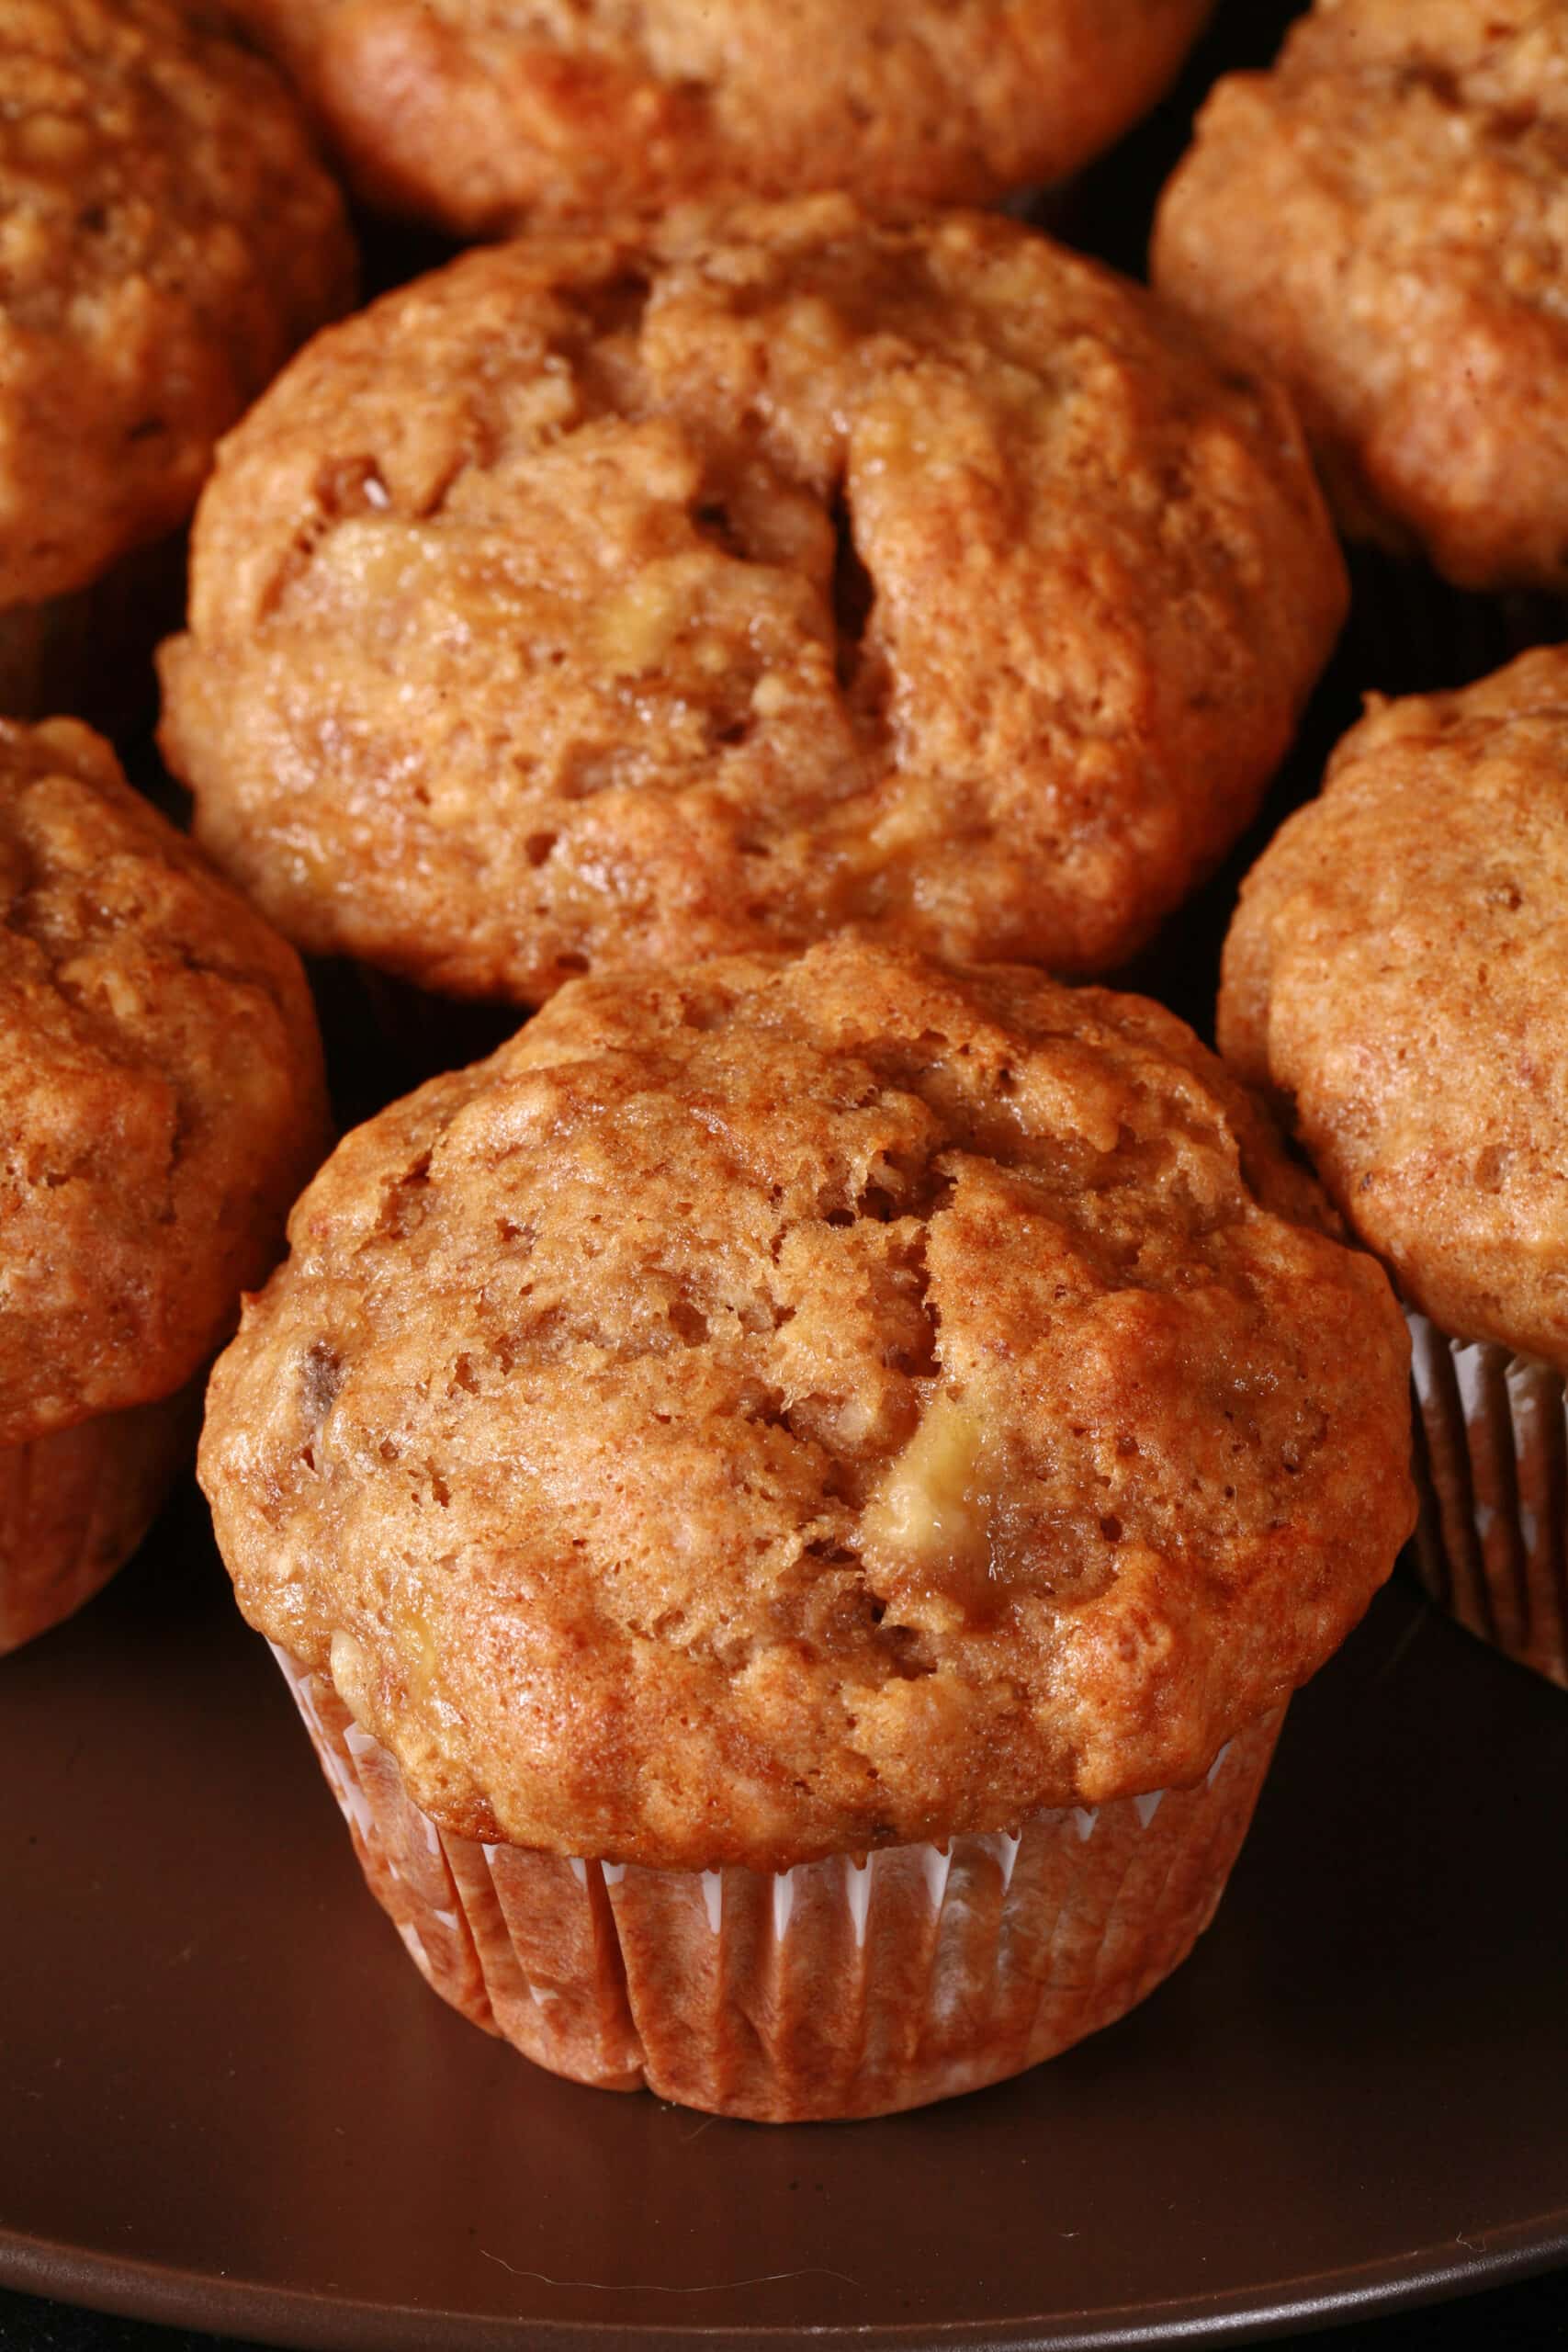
(159, 198, 1346, 1006)
(1154, 1, 1568, 590)
(0, 0, 355, 609)
(0, 718, 330, 1448)
(219, 0, 1213, 237)
(1220, 648, 1568, 1372)
(200, 936, 1415, 1872)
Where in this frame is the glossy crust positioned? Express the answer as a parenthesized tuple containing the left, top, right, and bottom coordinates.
(0, 718, 330, 1447)
(200, 938, 1414, 1873)
(1154, 0, 1568, 591)
(160, 200, 1346, 1003)
(1219, 648, 1568, 1374)
(220, 0, 1213, 236)
(0, 0, 355, 608)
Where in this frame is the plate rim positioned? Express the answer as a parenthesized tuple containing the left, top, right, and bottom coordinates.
(5, 2209, 1566, 2350)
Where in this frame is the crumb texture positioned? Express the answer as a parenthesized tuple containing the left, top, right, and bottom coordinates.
(0, 0, 355, 606)
(1220, 646, 1568, 1371)
(0, 718, 331, 1444)
(160, 200, 1345, 1003)
(1155, 0, 1568, 588)
(220, 0, 1212, 233)
(202, 938, 1414, 1871)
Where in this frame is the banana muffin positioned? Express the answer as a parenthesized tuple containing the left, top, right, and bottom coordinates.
(219, 0, 1213, 238)
(1, 718, 329, 1653)
(0, 0, 355, 717)
(200, 936, 1414, 2118)
(160, 198, 1346, 1008)
(1154, 2, 1568, 594)
(1220, 647, 1568, 1685)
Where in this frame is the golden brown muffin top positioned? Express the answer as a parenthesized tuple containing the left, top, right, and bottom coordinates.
(222, 0, 1212, 237)
(201, 937, 1414, 1872)
(0, 0, 355, 608)
(1221, 647, 1568, 1371)
(0, 718, 330, 1447)
(1154, 1, 1568, 590)
(160, 199, 1345, 1007)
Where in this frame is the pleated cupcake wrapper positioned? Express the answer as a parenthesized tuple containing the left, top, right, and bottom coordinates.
(0, 1382, 197, 1656)
(1344, 543, 1568, 699)
(1406, 1311, 1568, 1690)
(305, 956, 523, 1125)
(0, 532, 186, 735)
(276, 1645, 1283, 2121)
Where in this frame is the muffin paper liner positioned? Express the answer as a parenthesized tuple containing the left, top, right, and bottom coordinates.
(1345, 545, 1568, 699)
(307, 956, 523, 1121)
(0, 534, 186, 734)
(275, 1646, 1284, 2121)
(0, 1383, 197, 1655)
(1407, 1311, 1568, 1690)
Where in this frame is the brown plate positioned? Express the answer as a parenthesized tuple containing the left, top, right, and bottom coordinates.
(1, 1496, 1565, 2351)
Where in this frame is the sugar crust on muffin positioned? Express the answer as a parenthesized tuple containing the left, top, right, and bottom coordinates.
(161, 198, 1347, 1004)
(1220, 647, 1568, 1373)
(1154, 1, 1568, 590)
(0, 718, 330, 1447)
(220, 0, 1213, 235)
(201, 937, 1414, 1873)
(0, 0, 355, 609)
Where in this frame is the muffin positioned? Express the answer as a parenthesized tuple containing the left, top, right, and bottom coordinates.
(1, 717, 330, 1653)
(159, 198, 1346, 1012)
(200, 936, 1415, 2120)
(0, 0, 355, 721)
(1154, 3, 1568, 624)
(1219, 647, 1568, 1687)
(219, 0, 1213, 238)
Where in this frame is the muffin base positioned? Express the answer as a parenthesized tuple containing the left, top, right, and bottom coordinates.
(0, 1384, 198, 1655)
(0, 535, 186, 733)
(1344, 545, 1568, 700)
(307, 956, 524, 1126)
(276, 1648, 1284, 2121)
(1407, 1311, 1568, 1690)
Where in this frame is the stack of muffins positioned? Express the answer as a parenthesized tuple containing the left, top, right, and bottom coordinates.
(5, 0, 1561, 2126)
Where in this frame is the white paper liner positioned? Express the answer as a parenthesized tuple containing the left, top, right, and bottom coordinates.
(0, 1382, 197, 1655)
(1406, 1308, 1568, 1689)
(275, 1645, 1284, 2121)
